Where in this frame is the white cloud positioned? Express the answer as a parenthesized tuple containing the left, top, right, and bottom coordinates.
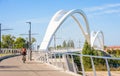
(84, 3, 120, 12)
(91, 9, 120, 16)
(103, 9, 120, 14)
(84, 3, 120, 16)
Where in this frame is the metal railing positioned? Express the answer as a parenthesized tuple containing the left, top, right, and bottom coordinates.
(0, 48, 21, 57)
(33, 51, 120, 76)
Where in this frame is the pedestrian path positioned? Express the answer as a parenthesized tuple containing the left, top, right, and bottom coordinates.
(0, 56, 75, 76)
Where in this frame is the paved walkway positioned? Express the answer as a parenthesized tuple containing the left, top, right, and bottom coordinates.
(0, 56, 74, 76)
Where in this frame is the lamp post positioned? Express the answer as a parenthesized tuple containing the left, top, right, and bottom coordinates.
(53, 34, 56, 50)
(20, 33, 38, 61)
(26, 22, 32, 61)
(0, 23, 13, 52)
(53, 33, 62, 50)
(0, 23, 1, 52)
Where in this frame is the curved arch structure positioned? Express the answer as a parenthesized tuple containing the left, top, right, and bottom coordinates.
(39, 9, 91, 51)
(91, 31, 104, 50)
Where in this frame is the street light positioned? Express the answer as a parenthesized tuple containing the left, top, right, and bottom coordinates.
(19, 33, 38, 49)
(53, 33, 62, 50)
(19, 33, 39, 36)
(26, 22, 32, 61)
(19, 32, 38, 61)
(0, 23, 1, 51)
(0, 23, 13, 51)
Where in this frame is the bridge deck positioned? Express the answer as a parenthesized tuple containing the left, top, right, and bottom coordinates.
(0, 56, 74, 76)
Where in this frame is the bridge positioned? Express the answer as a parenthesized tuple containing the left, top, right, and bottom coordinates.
(0, 9, 120, 76)
(0, 54, 76, 76)
(0, 49, 120, 76)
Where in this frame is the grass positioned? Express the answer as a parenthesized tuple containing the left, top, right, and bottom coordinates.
(0, 53, 13, 57)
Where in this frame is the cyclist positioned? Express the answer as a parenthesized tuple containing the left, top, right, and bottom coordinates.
(21, 48, 27, 63)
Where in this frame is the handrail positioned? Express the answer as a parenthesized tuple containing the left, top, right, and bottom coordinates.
(33, 51, 120, 76)
(0, 48, 21, 57)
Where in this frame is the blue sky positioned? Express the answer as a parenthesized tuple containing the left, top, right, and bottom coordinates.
(0, 0, 120, 47)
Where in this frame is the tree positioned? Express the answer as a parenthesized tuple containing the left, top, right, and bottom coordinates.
(116, 49, 120, 57)
(31, 37, 36, 44)
(62, 40, 67, 48)
(1, 34, 36, 49)
(67, 40, 71, 48)
(69, 40, 75, 48)
(82, 40, 93, 70)
(82, 40, 109, 70)
(14, 37, 36, 49)
(57, 45, 62, 49)
(2, 34, 15, 48)
(107, 49, 112, 54)
(70, 40, 75, 48)
(14, 37, 26, 48)
(67, 40, 75, 48)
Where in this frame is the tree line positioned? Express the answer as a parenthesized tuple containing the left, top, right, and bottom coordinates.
(107, 49, 120, 57)
(49, 40, 75, 50)
(1, 34, 36, 49)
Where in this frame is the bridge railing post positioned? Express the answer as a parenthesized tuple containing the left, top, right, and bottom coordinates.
(61, 53, 65, 69)
(53, 53, 57, 66)
(90, 57, 96, 76)
(105, 58, 111, 76)
(47, 52, 50, 64)
(51, 52, 54, 65)
(80, 55, 85, 76)
(62, 53, 69, 71)
(58, 53, 63, 69)
(43, 51, 47, 62)
(71, 54, 77, 73)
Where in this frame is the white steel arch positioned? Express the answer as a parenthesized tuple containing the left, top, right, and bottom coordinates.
(39, 9, 90, 51)
(91, 31, 104, 50)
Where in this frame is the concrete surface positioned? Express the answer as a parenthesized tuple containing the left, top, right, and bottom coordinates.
(0, 56, 75, 76)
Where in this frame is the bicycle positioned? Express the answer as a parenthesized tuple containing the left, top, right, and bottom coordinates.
(22, 55, 26, 63)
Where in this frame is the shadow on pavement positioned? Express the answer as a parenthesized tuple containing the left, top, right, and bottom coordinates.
(0, 66, 19, 68)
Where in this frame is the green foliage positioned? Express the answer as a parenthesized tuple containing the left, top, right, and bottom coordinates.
(73, 41, 120, 71)
(1, 34, 36, 49)
(81, 40, 109, 71)
(31, 37, 36, 44)
(66, 40, 75, 48)
(56, 45, 62, 49)
(107, 49, 120, 57)
(82, 41, 93, 70)
(2, 34, 15, 48)
(116, 49, 120, 57)
(67, 40, 74, 48)
(82, 41, 93, 55)
(62, 40, 67, 48)
(62, 40, 75, 49)
(14, 37, 26, 48)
